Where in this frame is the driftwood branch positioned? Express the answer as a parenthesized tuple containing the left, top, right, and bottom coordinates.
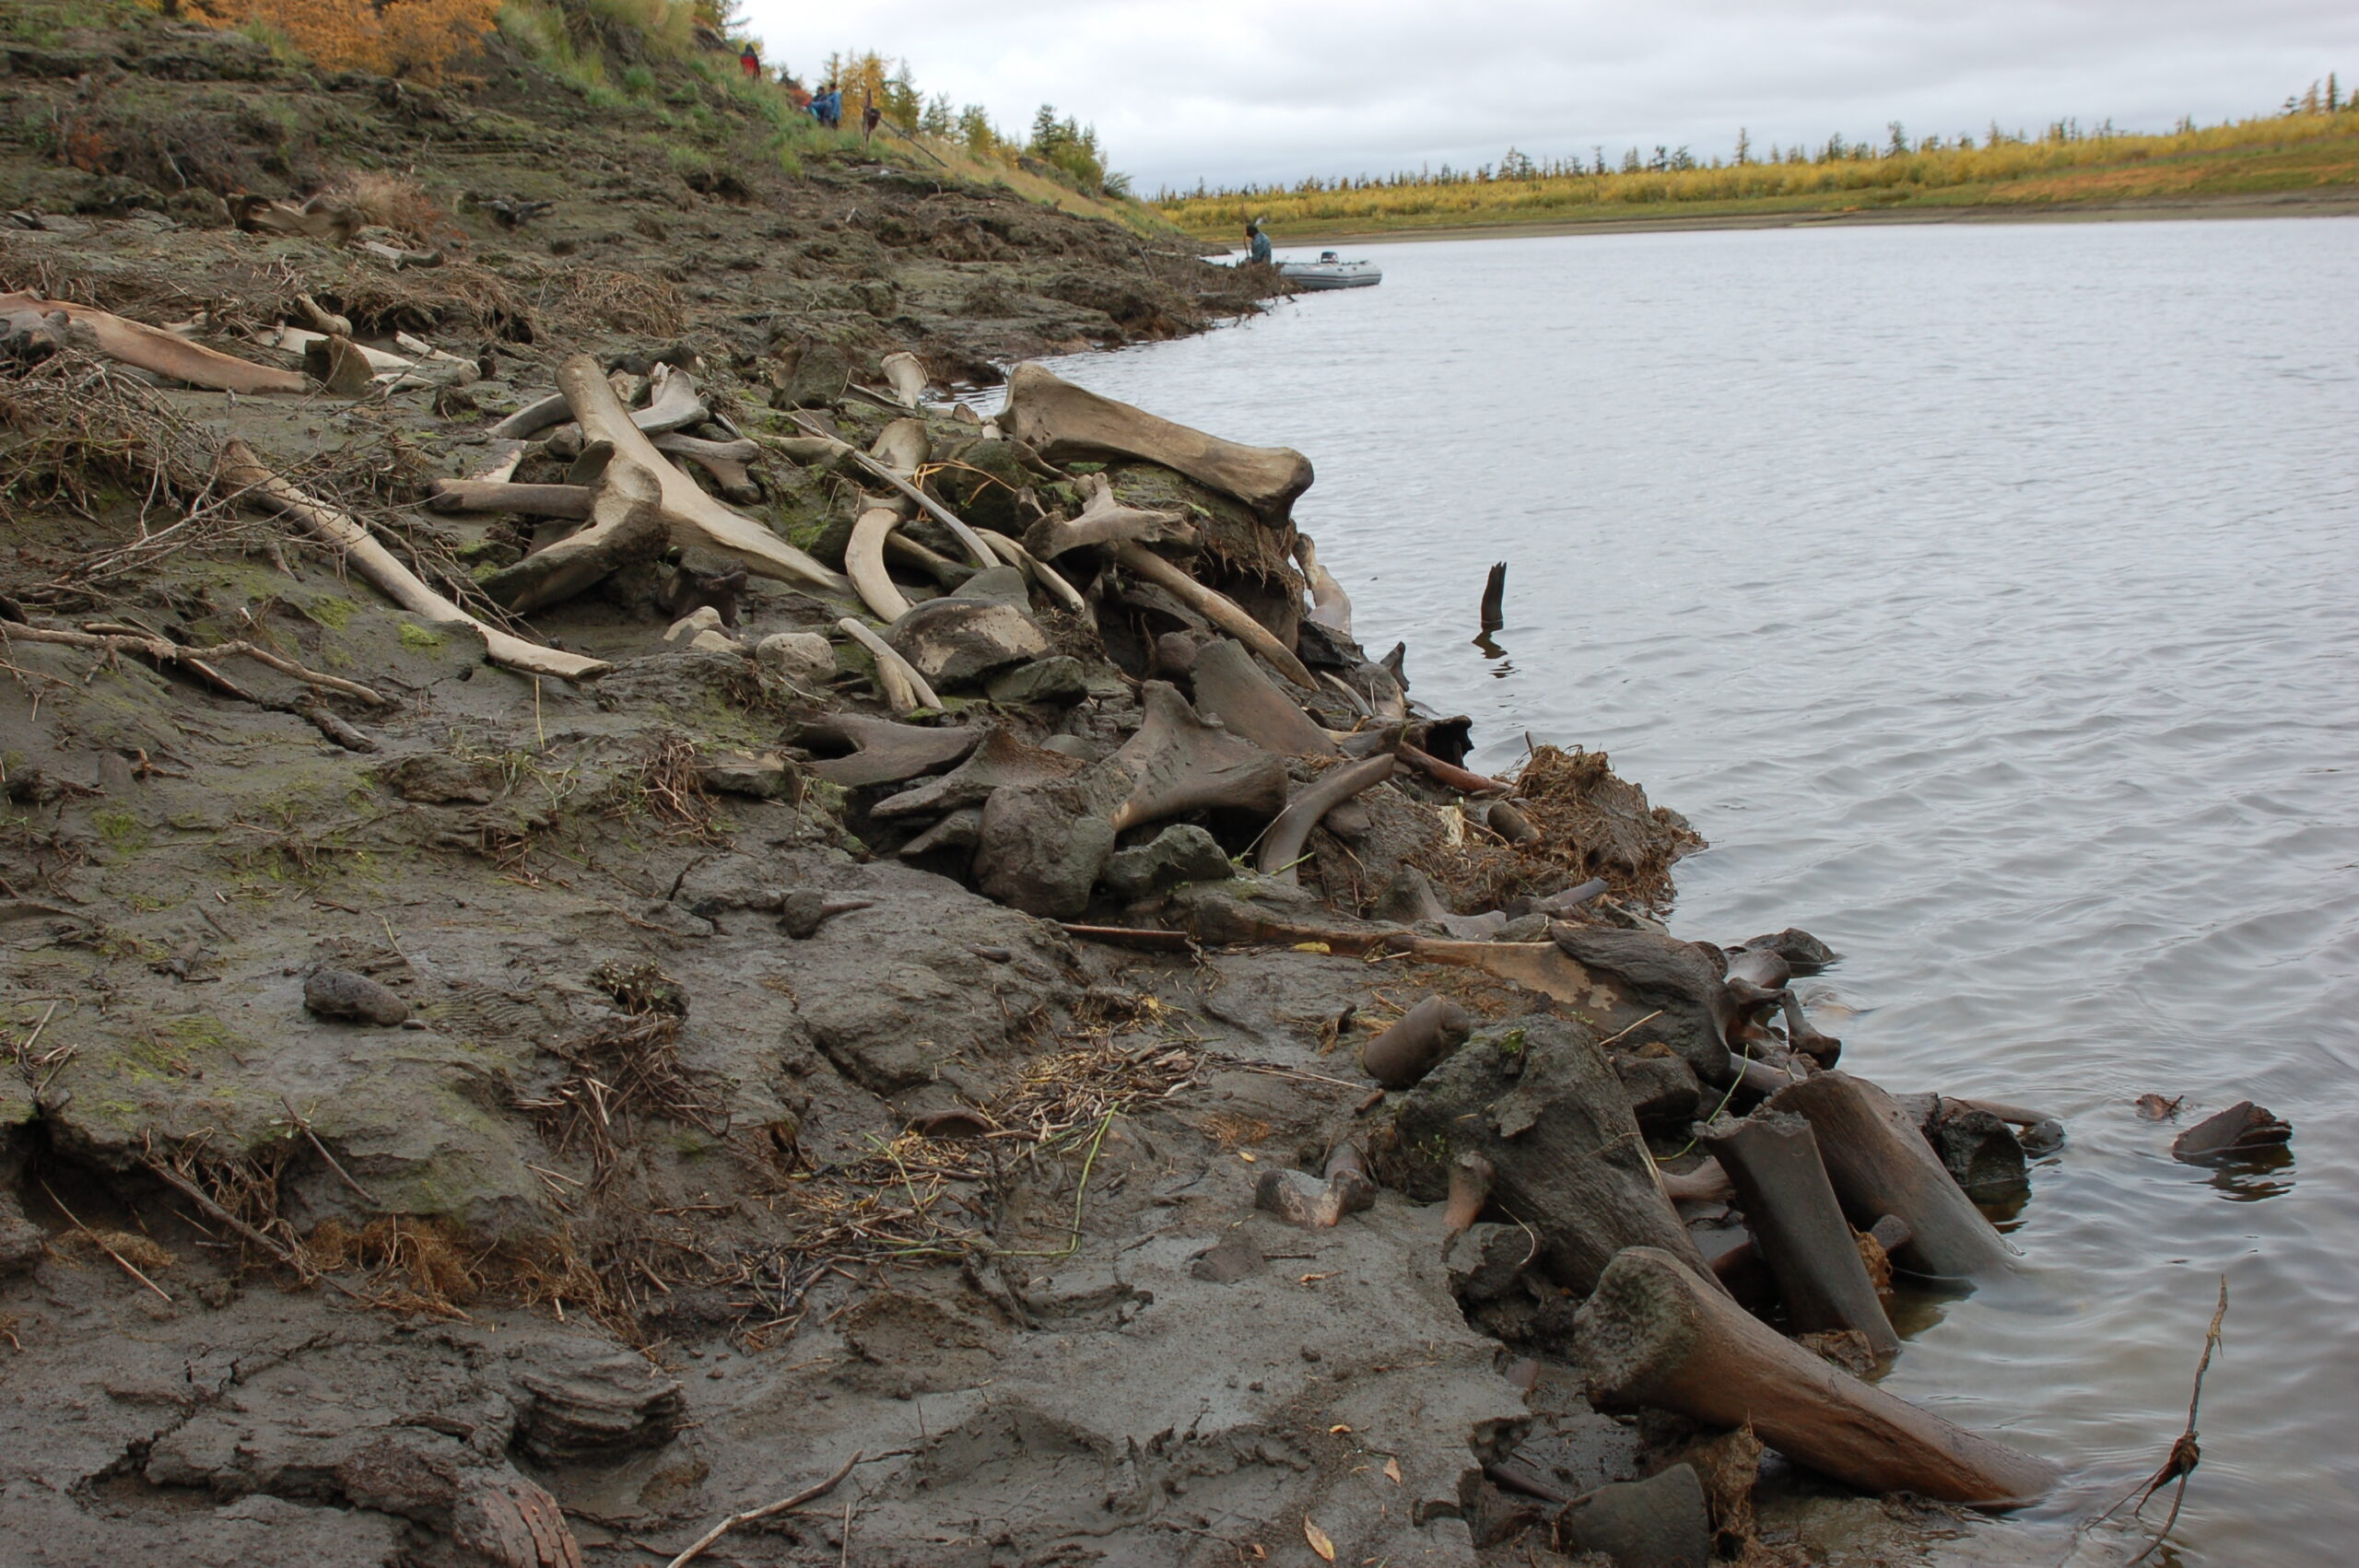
(663, 1450, 863, 1568)
(1, 624, 392, 707)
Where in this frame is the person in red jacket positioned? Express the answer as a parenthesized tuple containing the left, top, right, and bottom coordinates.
(738, 43, 759, 80)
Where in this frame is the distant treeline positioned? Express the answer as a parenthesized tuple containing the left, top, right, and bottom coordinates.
(1156, 77, 2357, 232)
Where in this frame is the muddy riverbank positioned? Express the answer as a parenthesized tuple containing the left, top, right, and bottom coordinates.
(2, 21, 2098, 1568)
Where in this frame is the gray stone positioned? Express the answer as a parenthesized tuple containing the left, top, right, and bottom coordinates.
(756, 630, 837, 686)
(1494, 912, 1553, 942)
(1555, 1464, 1711, 1568)
(304, 968, 409, 1026)
(985, 656, 1088, 707)
(696, 750, 802, 800)
(772, 341, 850, 408)
(948, 564, 1032, 606)
(1614, 1051, 1703, 1130)
(1104, 825, 1233, 899)
(886, 598, 1050, 688)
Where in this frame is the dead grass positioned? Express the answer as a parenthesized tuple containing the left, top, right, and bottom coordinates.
(316, 170, 455, 246)
(1413, 743, 1705, 911)
(522, 259, 688, 336)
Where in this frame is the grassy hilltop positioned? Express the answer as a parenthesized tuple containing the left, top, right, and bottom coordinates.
(1158, 95, 2359, 241)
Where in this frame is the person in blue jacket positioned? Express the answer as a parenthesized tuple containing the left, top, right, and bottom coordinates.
(1245, 219, 1272, 264)
(811, 84, 842, 128)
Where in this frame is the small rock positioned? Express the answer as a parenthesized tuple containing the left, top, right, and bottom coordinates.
(1188, 1235, 1262, 1283)
(1492, 912, 1552, 942)
(663, 606, 724, 644)
(304, 967, 409, 1025)
(377, 753, 497, 804)
(1928, 1101, 2029, 1199)
(947, 564, 1030, 606)
(756, 630, 836, 686)
(1103, 824, 1232, 899)
(1614, 1051, 1702, 1130)
(686, 628, 741, 656)
(985, 656, 1088, 707)
(696, 751, 801, 800)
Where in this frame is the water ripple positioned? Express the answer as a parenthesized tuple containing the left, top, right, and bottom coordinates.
(1042, 216, 2359, 1563)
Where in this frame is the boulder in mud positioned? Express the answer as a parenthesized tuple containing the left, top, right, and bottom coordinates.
(756, 629, 837, 686)
(304, 967, 409, 1026)
(1379, 1015, 1712, 1293)
(886, 597, 1049, 689)
(1103, 824, 1231, 898)
(1550, 925, 1735, 1084)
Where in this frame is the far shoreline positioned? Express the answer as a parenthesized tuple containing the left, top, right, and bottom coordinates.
(1209, 187, 2359, 249)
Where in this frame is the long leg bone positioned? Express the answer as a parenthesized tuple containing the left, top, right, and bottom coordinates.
(216, 440, 607, 681)
(1699, 1111, 1899, 1360)
(836, 617, 939, 714)
(1000, 361, 1315, 521)
(1113, 542, 1316, 691)
(4, 291, 308, 394)
(1578, 1246, 2057, 1506)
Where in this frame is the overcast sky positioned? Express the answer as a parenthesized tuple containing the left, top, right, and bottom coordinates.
(736, 0, 2356, 193)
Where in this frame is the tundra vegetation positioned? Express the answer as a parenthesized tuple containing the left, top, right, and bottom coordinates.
(1157, 80, 2359, 237)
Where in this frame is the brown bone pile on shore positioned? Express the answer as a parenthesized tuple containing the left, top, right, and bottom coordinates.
(0, 212, 2092, 1566)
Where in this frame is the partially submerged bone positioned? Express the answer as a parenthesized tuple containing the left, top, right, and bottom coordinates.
(999, 361, 1315, 520)
(1578, 1246, 2057, 1507)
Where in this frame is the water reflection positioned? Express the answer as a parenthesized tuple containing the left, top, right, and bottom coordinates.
(1040, 216, 2359, 1563)
(2198, 1144, 2296, 1203)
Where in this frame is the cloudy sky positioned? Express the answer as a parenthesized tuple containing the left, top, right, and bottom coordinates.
(735, 0, 2356, 193)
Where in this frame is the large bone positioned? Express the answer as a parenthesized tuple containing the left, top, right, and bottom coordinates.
(3, 291, 307, 394)
(1107, 681, 1289, 833)
(477, 355, 850, 611)
(872, 729, 1084, 818)
(1578, 1246, 2057, 1507)
(1190, 639, 1338, 757)
(878, 349, 928, 408)
(1257, 753, 1394, 883)
(999, 362, 1314, 520)
(1765, 1072, 2013, 1280)
(427, 480, 594, 519)
(837, 617, 940, 714)
(789, 712, 979, 787)
(847, 501, 914, 621)
(488, 365, 708, 441)
(216, 440, 607, 681)
(1113, 543, 1316, 691)
(1023, 473, 1197, 561)
(1699, 1112, 1899, 1360)
(1295, 535, 1352, 633)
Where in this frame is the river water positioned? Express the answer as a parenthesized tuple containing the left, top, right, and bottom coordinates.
(1030, 218, 2359, 1564)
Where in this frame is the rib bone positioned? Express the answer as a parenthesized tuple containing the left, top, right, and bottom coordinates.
(3, 291, 307, 394)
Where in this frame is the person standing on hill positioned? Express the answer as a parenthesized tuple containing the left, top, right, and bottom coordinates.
(1246, 220, 1273, 264)
(738, 42, 759, 80)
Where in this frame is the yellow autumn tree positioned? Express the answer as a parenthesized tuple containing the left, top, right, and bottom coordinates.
(182, 0, 501, 83)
